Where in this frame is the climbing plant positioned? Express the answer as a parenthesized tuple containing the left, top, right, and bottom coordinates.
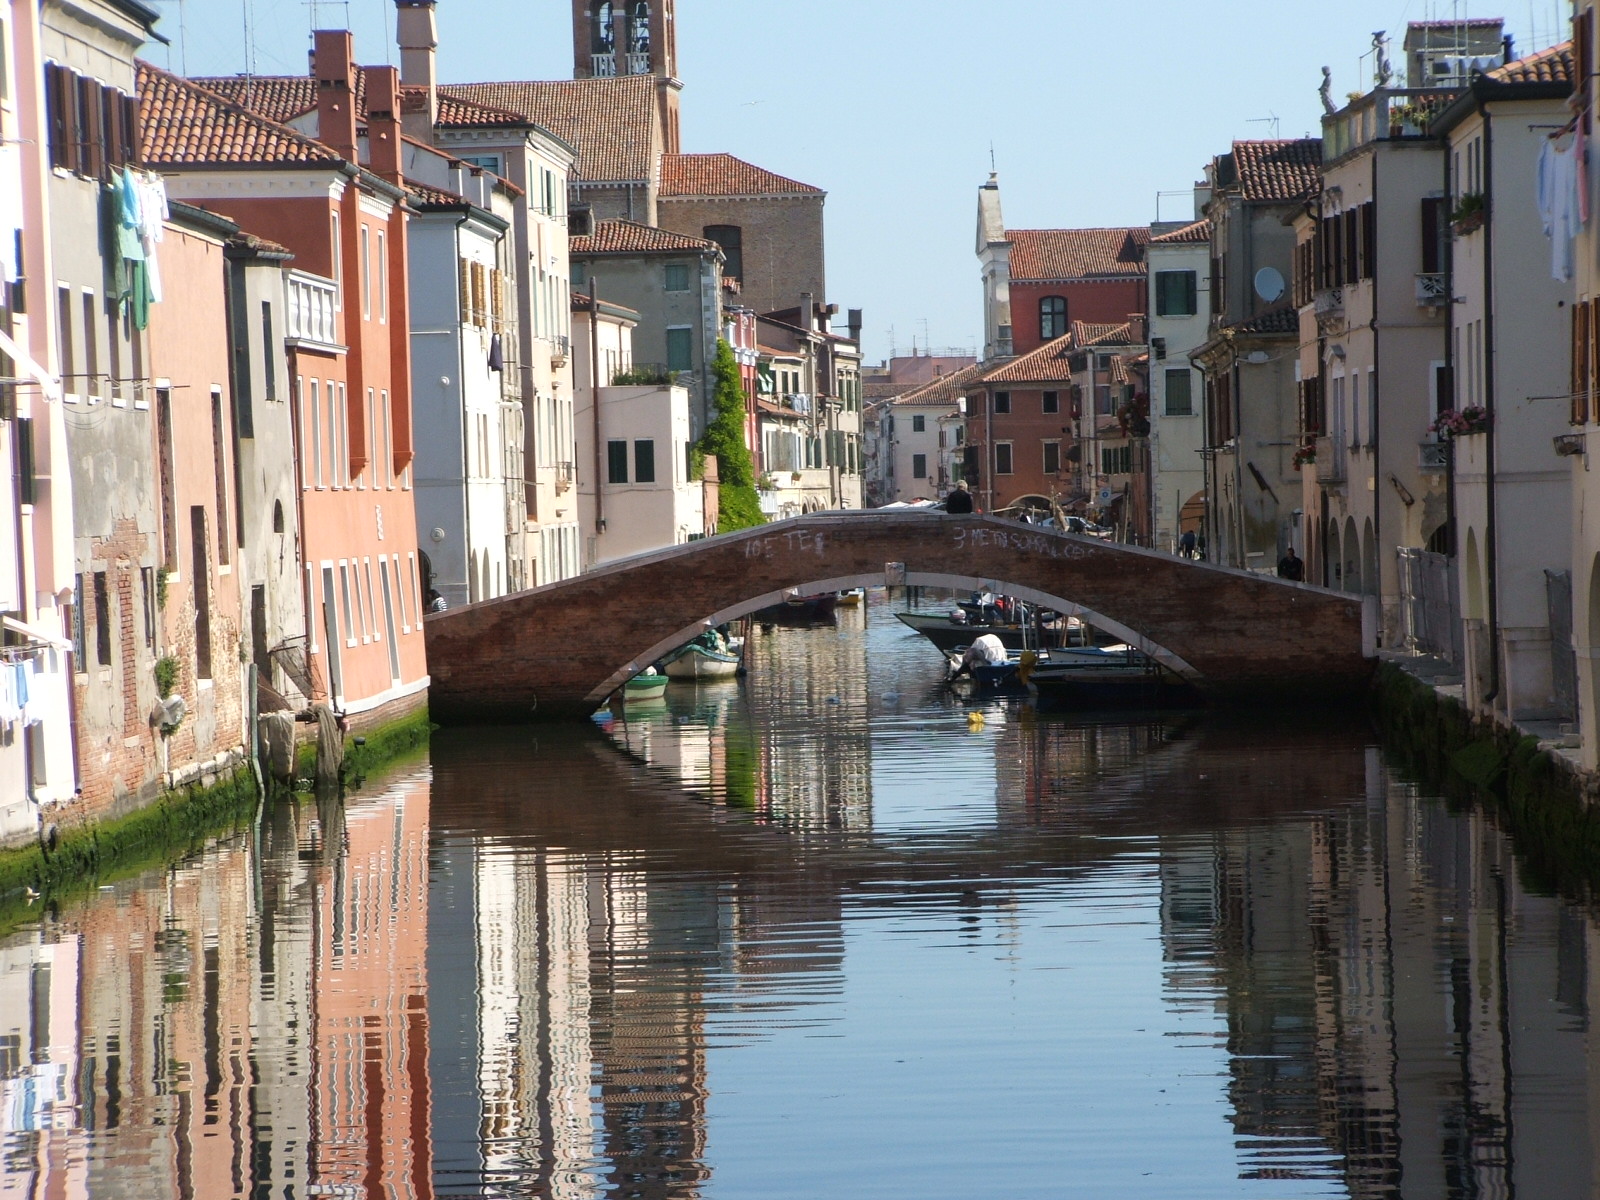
(696, 338, 765, 532)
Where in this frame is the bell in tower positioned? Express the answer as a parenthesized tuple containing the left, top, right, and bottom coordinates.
(573, 0, 676, 82)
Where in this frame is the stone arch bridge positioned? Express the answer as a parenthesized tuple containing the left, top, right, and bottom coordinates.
(424, 513, 1376, 723)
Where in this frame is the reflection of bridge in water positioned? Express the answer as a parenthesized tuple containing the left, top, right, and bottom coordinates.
(424, 513, 1375, 721)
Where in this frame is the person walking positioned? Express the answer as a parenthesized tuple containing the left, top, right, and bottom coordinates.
(1276, 546, 1304, 581)
(944, 481, 974, 513)
(1178, 529, 1197, 559)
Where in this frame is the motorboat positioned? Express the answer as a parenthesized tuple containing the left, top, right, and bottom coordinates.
(1025, 645, 1202, 710)
(836, 588, 865, 607)
(753, 593, 838, 624)
(622, 670, 669, 701)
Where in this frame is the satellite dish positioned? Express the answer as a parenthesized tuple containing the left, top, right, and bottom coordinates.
(1254, 267, 1286, 303)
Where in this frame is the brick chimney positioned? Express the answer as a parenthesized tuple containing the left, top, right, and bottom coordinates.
(366, 65, 403, 182)
(313, 30, 359, 161)
(395, 0, 437, 140)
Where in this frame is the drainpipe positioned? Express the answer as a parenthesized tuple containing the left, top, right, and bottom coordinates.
(985, 386, 994, 513)
(1370, 144, 1382, 634)
(455, 215, 473, 602)
(1443, 141, 1458, 562)
(590, 281, 605, 535)
(1481, 110, 1501, 706)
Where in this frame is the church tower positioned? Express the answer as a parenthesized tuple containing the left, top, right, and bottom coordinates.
(571, 0, 680, 153)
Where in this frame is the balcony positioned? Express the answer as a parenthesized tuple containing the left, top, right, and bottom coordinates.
(591, 52, 617, 76)
(1313, 287, 1343, 318)
(550, 333, 569, 367)
(285, 271, 340, 350)
(1415, 272, 1447, 308)
(554, 461, 575, 493)
(625, 51, 650, 74)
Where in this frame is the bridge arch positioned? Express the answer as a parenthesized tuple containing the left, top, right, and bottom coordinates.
(424, 513, 1375, 723)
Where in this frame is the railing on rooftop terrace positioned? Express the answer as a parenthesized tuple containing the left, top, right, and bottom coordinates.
(591, 53, 617, 77)
(625, 52, 650, 75)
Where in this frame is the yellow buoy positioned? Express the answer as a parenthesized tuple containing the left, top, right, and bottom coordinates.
(967, 710, 986, 729)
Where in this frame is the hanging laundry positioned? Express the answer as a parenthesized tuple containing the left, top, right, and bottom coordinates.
(0, 143, 21, 284)
(1537, 134, 1580, 281)
(488, 332, 504, 372)
(0, 662, 17, 726)
(17, 659, 38, 726)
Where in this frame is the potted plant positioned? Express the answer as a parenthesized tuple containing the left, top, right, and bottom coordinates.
(1429, 405, 1491, 438)
(1292, 441, 1317, 470)
(1450, 192, 1486, 235)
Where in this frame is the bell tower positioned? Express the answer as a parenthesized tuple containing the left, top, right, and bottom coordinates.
(572, 0, 680, 152)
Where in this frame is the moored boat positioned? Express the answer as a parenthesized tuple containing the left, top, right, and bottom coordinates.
(1025, 646, 1202, 710)
(753, 593, 838, 624)
(663, 643, 742, 679)
(622, 670, 669, 701)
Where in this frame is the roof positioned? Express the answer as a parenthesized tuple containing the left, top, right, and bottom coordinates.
(192, 72, 533, 131)
(1485, 40, 1574, 85)
(756, 398, 805, 420)
(982, 335, 1078, 385)
(407, 180, 469, 208)
(137, 61, 346, 169)
(892, 362, 986, 406)
(659, 153, 823, 198)
(1224, 139, 1323, 202)
(1150, 218, 1212, 244)
(1225, 304, 1299, 336)
(1006, 227, 1149, 282)
(569, 218, 720, 256)
(1073, 319, 1142, 348)
(445, 76, 657, 182)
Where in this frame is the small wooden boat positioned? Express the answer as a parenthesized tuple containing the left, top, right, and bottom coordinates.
(663, 643, 741, 679)
(836, 588, 865, 607)
(1025, 646, 1201, 710)
(622, 670, 669, 701)
(897, 611, 1030, 653)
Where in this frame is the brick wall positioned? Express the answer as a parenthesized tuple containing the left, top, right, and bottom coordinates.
(426, 513, 1372, 722)
(657, 194, 824, 317)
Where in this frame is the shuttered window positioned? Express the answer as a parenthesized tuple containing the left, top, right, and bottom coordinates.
(1574, 300, 1590, 425)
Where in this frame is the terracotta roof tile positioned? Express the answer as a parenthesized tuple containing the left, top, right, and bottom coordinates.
(1485, 40, 1574, 85)
(1224, 139, 1323, 203)
(1150, 218, 1212, 244)
(982, 335, 1078, 385)
(138, 61, 345, 169)
(193, 72, 533, 131)
(445, 77, 656, 181)
(1226, 304, 1299, 336)
(659, 153, 822, 197)
(570, 218, 720, 256)
(892, 363, 986, 406)
(1006, 227, 1149, 282)
(407, 181, 468, 208)
(1072, 319, 1142, 347)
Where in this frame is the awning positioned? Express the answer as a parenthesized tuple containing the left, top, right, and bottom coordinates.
(2, 614, 72, 650)
(0, 328, 60, 401)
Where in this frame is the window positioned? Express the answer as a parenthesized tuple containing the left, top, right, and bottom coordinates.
(666, 326, 693, 372)
(330, 213, 342, 309)
(71, 574, 85, 664)
(572, 260, 588, 286)
(156, 388, 177, 566)
(309, 380, 323, 488)
(460, 153, 502, 174)
(1042, 390, 1059, 414)
(634, 439, 656, 483)
(994, 391, 1011, 414)
(912, 453, 927, 479)
(378, 231, 388, 322)
(81, 292, 98, 396)
(1164, 368, 1194, 416)
(664, 263, 689, 292)
(703, 225, 743, 281)
(912, 414, 926, 432)
(1155, 270, 1198, 317)
(141, 566, 156, 648)
(57, 287, 74, 393)
(608, 439, 628, 483)
(191, 508, 212, 678)
(360, 225, 371, 318)
(1039, 295, 1068, 340)
(211, 389, 229, 564)
(261, 302, 277, 401)
(1101, 445, 1132, 475)
(1043, 440, 1061, 474)
(995, 442, 1014, 475)
(93, 570, 110, 666)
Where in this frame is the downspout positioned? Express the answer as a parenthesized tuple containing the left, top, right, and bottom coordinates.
(1232, 358, 1245, 566)
(454, 214, 473, 601)
(1443, 130, 1458, 562)
(985, 386, 994, 513)
(1481, 108, 1502, 705)
(1369, 142, 1382, 634)
(590, 281, 605, 535)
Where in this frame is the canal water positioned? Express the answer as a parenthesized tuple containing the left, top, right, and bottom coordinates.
(3, 595, 1598, 1198)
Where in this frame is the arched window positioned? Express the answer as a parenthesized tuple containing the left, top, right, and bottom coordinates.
(592, 1, 614, 54)
(704, 224, 743, 282)
(628, 1, 652, 55)
(1039, 295, 1067, 340)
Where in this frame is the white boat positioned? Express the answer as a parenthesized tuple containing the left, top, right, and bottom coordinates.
(663, 642, 742, 679)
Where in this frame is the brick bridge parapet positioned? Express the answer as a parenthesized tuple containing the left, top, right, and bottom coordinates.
(424, 513, 1376, 723)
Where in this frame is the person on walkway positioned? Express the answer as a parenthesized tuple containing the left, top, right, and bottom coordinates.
(425, 588, 448, 613)
(945, 481, 974, 513)
(1178, 529, 1197, 559)
(1277, 546, 1305, 581)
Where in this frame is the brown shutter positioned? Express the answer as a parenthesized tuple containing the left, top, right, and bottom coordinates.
(1580, 9, 1596, 135)
(1362, 203, 1376, 280)
(1589, 299, 1600, 422)
(103, 88, 123, 171)
(1576, 301, 1591, 425)
(122, 93, 141, 166)
(458, 258, 471, 325)
(44, 65, 69, 171)
(75, 75, 101, 178)
(1344, 209, 1359, 283)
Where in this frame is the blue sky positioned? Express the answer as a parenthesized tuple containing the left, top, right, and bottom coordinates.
(144, 0, 1563, 363)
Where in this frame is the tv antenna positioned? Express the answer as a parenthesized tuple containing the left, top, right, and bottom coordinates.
(1246, 113, 1281, 139)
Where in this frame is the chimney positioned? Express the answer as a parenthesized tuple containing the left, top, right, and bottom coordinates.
(847, 308, 862, 345)
(367, 65, 403, 182)
(395, 0, 438, 139)
(313, 30, 359, 161)
(799, 292, 815, 333)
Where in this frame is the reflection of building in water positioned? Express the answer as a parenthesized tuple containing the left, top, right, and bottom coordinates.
(994, 713, 1178, 825)
(1158, 746, 1600, 1198)
(309, 783, 433, 1198)
(743, 613, 873, 830)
